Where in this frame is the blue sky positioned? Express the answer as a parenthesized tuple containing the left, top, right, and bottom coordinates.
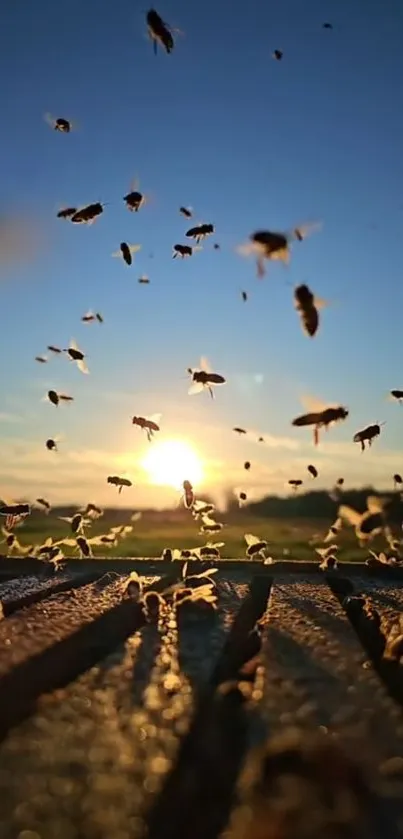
(1, 0, 403, 506)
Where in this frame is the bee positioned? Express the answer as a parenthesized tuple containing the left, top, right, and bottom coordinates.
(112, 242, 141, 266)
(187, 356, 226, 398)
(0, 503, 30, 517)
(172, 243, 200, 259)
(244, 461, 251, 470)
(236, 489, 248, 506)
(81, 310, 103, 323)
(241, 290, 248, 302)
(44, 114, 74, 133)
(132, 413, 161, 442)
(245, 533, 268, 559)
(192, 499, 215, 520)
(338, 496, 387, 545)
(161, 547, 173, 561)
(107, 475, 133, 494)
(58, 512, 86, 534)
(138, 275, 150, 284)
(45, 437, 59, 452)
(315, 544, 339, 571)
(200, 514, 224, 535)
(292, 400, 349, 446)
(76, 536, 92, 558)
(123, 571, 143, 601)
(186, 223, 214, 244)
(238, 222, 321, 278)
(307, 464, 318, 478)
(57, 207, 77, 219)
(71, 203, 105, 224)
(294, 284, 327, 338)
(35, 355, 48, 363)
(181, 480, 195, 509)
(142, 591, 166, 622)
(0, 528, 31, 556)
(146, 9, 175, 54)
(323, 516, 343, 542)
(64, 339, 89, 374)
(197, 542, 224, 559)
(233, 427, 247, 435)
(272, 49, 283, 60)
(47, 345, 63, 355)
(35, 497, 51, 514)
(45, 389, 74, 406)
(288, 479, 302, 490)
(322, 22, 333, 29)
(179, 206, 193, 218)
(353, 423, 385, 452)
(393, 473, 403, 489)
(390, 389, 403, 403)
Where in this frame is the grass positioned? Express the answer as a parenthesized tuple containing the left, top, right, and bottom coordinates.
(3, 511, 384, 561)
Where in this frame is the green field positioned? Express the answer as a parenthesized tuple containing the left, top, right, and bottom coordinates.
(4, 510, 384, 562)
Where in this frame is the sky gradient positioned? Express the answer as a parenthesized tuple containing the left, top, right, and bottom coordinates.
(1, 0, 403, 507)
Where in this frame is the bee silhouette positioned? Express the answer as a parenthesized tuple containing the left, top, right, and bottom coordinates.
(244, 461, 251, 470)
(322, 22, 333, 29)
(239, 223, 320, 278)
(288, 479, 303, 490)
(393, 473, 403, 489)
(45, 114, 74, 133)
(0, 503, 30, 517)
(58, 512, 86, 534)
(123, 189, 144, 212)
(187, 356, 226, 398)
(241, 291, 248, 302)
(132, 413, 161, 442)
(71, 203, 105, 224)
(142, 591, 166, 622)
(45, 438, 59, 452)
(182, 480, 195, 509)
(138, 275, 150, 284)
(307, 464, 318, 478)
(172, 243, 200, 259)
(81, 310, 103, 323)
(123, 571, 143, 601)
(339, 496, 387, 545)
(179, 206, 193, 218)
(47, 345, 63, 355)
(186, 223, 214, 243)
(272, 49, 283, 60)
(35, 355, 48, 363)
(233, 427, 247, 435)
(294, 284, 327, 337)
(353, 423, 384, 452)
(107, 475, 132, 494)
(36, 498, 51, 514)
(292, 404, 349, 446)
(390, 389, 403, 403)
(45, 390, 74, 406)
(57, 207, 77, 219)
(146, 9, 175, 54)
(64, 339, 89, 374)
(112, 242, 141, 266)
(245, 533, 268, 559)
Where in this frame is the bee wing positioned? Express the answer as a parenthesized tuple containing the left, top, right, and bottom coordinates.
(188, 381, 204, 395)
(44, 112, 56, 127)
(366, 495, 385, 514)
(236, 241, 256, 257)
(148, 413, 162, 424)
(290, 221, 322, 241)
(77, 359, 89, 374)
(129, 176, 139, 191)
(338, 504, 361, 527)
(112, 249, 122, 259)
(69, 338, 80, 352)
(300, 394, 329, 412)
(244, 533, 259, 547)
(200, 356, 211, 372)
(313, 296, 330, 310)
(128, 244, 142, 255)
(131, 511, 142, 522)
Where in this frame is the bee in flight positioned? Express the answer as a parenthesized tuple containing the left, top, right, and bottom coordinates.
(187, 356, 226, 398)
(146, 8, 175, 54)
(132, 413, 161, 442)
(45, 389, 74, 407)
(64, 339, 89, 374)
(35, 497, 51, 514)
(272, 49, 283, 60)
(307, 464, 318, 478)
(288, 479, 303, 490)
(138, 275, 150, 284)
(35, 354, 48, 363)
(172, 243, 200, 259)
(182, 480, 195, 509)
(244, 533, 268, 559)
(44, 114, 75, 133)
(294, 284, 327, 338)
(112, 242, 141, 266)
(390, 389, 403, 404)
(179, 206, 193, 218)
(186, 223, 214, 244)
(292, 398, 349, 446)
(338, 496, 387, 546)
(353, 423, 385, 452)
(57, 206, 77, 220)
(45, 437, 60, 452)
(107, 475, 133, 494)
(71, 202, 105, 225)
(47, 345, 63, 355)
(238, 222, 321, 278)
(393, 473, 403, 490)
(0, 502, 30, 517)
(81, 310, 103, 323)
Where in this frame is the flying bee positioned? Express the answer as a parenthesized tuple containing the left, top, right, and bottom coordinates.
(146, 9, 175, 54)
(294, 284, 327, 337)
(390, 389, 403, 404)
(192, 500, 215, 519)
(71, 202, 105, 224)
(47, 345, 63, 354)
(81, 310, 103, 323)
(323, 22, 333, 29)
(112, 242, 141, 266)
(138, 275, 150, 284)
(35, 355, 48, 363)
(353, 423, 385, 452)
(44, 114, 75, 133)
(132, 413, 161, 442)
(315, 544, 339, 568)
(58, 512, 86, 534)
(187, 356, 226, 398)
(197, 542, 224, 559)
(238, 222, 321, 278)
(172, 243, 201, 258)
(292, 398, 349, 446)
(76, 536, 92, 558)
(45, 437, 60, 452)
(233, 426, 247, 435)
(288, 479, 302, 490)
(338, 496, 387, 545)
(200, 513, 224, 535)
(235, 489, 248, 506)
(272, 49, 283, 60)
(241, 290, 248, 302)
(245, 533, 268, 559)
(0, 503, 30, 517)
(186, 223, 214, 243)
(244, 461, 251, 470)
(45, 389, 74, 406)
(35, 497, 51, 514)
(323, 516, 343, 543)
(107, 475, 133, 494)
(179, 206, 193, 218)
(307, 464, 318, 478)
(182, 479, 195, 509)
(64, 339, 89, 374)
(57, 207, 77, 219)
(394, 473, 403, 490)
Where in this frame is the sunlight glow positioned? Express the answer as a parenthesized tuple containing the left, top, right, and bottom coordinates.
(141, 439, 204, 489)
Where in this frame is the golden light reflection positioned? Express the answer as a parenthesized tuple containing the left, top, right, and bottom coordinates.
(141, 438, 204, 489)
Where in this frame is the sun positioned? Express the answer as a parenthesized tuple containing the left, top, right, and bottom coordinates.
(141, 439, 204, 489)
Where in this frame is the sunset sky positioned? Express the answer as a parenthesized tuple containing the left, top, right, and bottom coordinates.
(1, 0, 403, 508)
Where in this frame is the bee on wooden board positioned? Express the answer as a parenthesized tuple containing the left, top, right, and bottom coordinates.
(172, 243, 201, 259)
(45, 390, 74, 407)
(64, 339, 89, 374)
(123, 571, 143, 601)
(292, 396, 349, 446)
(245, 533, 268, 559)
(71, 203, 105, 224)
(81, 310, 103, 323)
(238, 222, 321, 278)
(186, 223, 214, 244)
(132, 413, 161, 442)
(187, 356, 226, 398)
(353, 423, 385, 451)
(44, 114, 75, 133)
(57, 207, 77, 219)
(182, 480, 195, 509)
(241, 290, 248, 302)
(112, 242, 141, 266)
(316, 545, 338, 571)
(146, 9, 175, 55)
(107, 475, 133, 494)
(294, 284, 327, 338)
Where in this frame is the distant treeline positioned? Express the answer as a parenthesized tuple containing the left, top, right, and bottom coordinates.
(225, 486, 403, 521)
